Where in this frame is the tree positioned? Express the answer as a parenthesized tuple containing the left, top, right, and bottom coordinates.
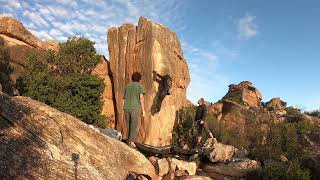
(53, 37, 101, 74)
(17, 37, 107, 128)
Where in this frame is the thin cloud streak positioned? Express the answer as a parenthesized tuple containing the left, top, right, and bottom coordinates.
(238, 15, 258, 39)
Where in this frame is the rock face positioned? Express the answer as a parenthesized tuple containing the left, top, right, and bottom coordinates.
(0, 92, 156, 179)
(0, 16, 57, 51)
(222, 81, 262, 107)
(265, 97, 287, 118)
(200, 159, 261, 179)
(265, 97, 287, 111)
(108, 17, 190, 146)
(153, 157, 197, 178)
(203, 138, 236, 162)
(220, 100, 250, 135)
(219, 82, 274, 142)
(0, 16, 58, 96)
(91, 56, 116, 127)
(207, 102, 223, 122)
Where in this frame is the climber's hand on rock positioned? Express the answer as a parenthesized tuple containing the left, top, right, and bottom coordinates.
(142, 110, 146, 117)
(200, 120, 204, 124)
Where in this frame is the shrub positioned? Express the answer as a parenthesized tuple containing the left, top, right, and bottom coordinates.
(248, 160, 310, 180)
(17, 37, 107, 128)
(286, 106, 304, 123)
(174, 103, 317, 178)
(53, 37, 101, 74)
(248, 121, 318, 180)
(172, 105, 198, 148)
(304, 109, 320, 117)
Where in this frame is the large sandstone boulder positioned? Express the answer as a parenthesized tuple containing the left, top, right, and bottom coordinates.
(265, 97, 287, 118)
(91, 56, 116, 128)
(0, 92, 157, 179)
(219, 99, 273, 146)
(222, 81, 262, 107)
(108, 17, 190, 147)
(265, 97, 287, 111)
(220, 100, 249, 135)
(0, 16, 57, 51)
(203, 138, 236, 162)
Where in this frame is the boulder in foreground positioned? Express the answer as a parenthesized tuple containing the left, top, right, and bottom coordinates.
(0, 92, 156, 179)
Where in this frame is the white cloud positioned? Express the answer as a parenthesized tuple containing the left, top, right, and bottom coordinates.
(23, 10, 49, 27)
(238, 15, 258, 39)
(55, 0, 78, 7)
(7, 0, 21, 9)
(37, 5, 69, 17)
(30, 30, 53, 40)
(49, 29, 63, 37)
(2, 0, 185, 56)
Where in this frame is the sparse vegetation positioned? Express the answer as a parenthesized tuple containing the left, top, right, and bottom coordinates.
(304, 109, 320, 117)
(17, 37, 107, 128)
(173, 104, 319, 179)
(286, 106, 305, 123)
(0, 36, 14, 95)
(172, 105, 198, 148)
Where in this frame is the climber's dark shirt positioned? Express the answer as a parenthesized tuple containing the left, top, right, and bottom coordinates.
(195, 104, 207, 121)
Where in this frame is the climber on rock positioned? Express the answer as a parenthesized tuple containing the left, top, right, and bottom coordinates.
(151, 71, 172, 114)
(195, 98, 216, 148)
(123, 72, 146, 148)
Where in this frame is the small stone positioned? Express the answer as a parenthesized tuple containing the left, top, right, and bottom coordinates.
(280, 155, 288, 162)
(171, 158, 197, 175)
(175, 170, 188, 177)
(157, 158, 170, 176)
(148, 156, 160, 167)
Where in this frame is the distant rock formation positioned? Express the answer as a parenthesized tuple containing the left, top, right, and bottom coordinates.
(265, 97, 287, 111)
(0, 16, 58, 51)
(222, 81, 262, 107)
(216, 82, 274, 143)
(108, 17, 190, 147)
(0, 92, 157, 179)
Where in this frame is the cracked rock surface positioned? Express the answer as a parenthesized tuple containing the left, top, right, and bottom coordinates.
(108, 17, 190, 147)
(0, 92, 156, 179)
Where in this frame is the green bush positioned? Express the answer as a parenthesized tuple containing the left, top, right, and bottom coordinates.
(248, 121, 319, 180)
(172, 105, 198, 148)
(250, 123, 300, 161)
(304, 109, 320, 117)
(53, 37, 101, 74)
(17, 37, 107, 128)
(248, 160, 310, 180)
(286, 106, 304, 123)
(174, 103, 316, 179)
(173, 105, 252, 149)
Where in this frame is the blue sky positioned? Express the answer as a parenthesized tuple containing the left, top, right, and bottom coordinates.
(1, 0, 320, 110)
